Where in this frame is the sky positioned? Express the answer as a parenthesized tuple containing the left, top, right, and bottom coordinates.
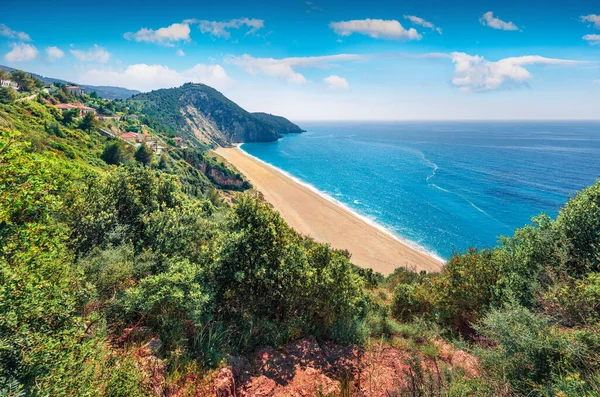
(1, 0, 599, 120)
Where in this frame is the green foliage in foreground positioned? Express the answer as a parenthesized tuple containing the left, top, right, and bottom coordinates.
(389, 181, 600, 395)
(0, 99, 370, 395)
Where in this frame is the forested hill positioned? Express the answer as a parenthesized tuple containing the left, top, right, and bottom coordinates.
(252, 112, 305, 134)
(127, 83, 302, 145)
(0, 65, 140, 100)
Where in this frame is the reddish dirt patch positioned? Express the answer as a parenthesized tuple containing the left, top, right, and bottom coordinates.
(212, 337, 480, 397)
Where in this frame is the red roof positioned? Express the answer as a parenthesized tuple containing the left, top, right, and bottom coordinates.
(120, 132, 138, 139)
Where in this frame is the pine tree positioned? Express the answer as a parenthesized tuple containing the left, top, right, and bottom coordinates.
(134, 143, 153, 167)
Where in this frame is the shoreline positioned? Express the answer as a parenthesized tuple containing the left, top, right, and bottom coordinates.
(237, 143, 446, 264)
(214, 146, 444, 275)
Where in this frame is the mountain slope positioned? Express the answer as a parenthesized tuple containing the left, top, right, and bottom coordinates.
(0, 64, 139, 99)
(127, 83, 301, 145)
(252, 112, 305, 134)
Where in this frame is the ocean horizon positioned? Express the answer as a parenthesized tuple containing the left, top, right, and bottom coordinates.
(241, 121, 600, 261)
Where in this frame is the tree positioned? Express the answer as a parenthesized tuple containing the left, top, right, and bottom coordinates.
(61, 109, 79, 125)
(157, 152, 169, 170)
(0, 87, 16, 104)
(101, 141, 133, 165)
(77, 112, 99, 133)
(134, 143, 154, 167)
(9, 70, 36, 92)
(0, 69, 8, 81)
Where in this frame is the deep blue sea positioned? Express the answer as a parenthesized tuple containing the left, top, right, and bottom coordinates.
(241, 121, 600, 260)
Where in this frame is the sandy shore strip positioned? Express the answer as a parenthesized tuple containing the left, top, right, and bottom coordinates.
(213, 146, 444, 275)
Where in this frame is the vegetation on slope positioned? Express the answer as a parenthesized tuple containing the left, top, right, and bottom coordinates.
(252, 112, 305, 134)
(127, 83, 301, 145)
(0, 71, 599, 396)
(0, 65, 140, 99)
(0, 87, 370, 396)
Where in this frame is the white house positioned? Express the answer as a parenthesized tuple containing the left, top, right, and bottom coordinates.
(0, 80, 19, 91)
(66, 86, 85, 96)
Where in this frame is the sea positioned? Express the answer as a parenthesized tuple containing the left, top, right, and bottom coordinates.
(240, 121, 600, 261)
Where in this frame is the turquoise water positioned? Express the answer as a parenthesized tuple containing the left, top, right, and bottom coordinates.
(241, 121, 600, 260)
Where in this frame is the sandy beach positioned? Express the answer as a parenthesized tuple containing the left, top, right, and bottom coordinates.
(214, 146, 444, 275)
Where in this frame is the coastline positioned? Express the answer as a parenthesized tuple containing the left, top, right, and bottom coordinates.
(213, 145, 444, 275)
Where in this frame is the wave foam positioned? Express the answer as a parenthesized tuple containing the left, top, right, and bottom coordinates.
(239, 144, 446, 264)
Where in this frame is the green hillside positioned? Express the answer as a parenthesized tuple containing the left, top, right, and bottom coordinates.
(0, 64, 140, 100)
(252, 112, 305, 134)
(127, 83, 301, 145)
(1, 74, 600, 396)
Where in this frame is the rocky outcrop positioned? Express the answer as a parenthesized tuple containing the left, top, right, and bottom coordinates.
(213, 336, 480, 397)
(207, 167, 248, 190)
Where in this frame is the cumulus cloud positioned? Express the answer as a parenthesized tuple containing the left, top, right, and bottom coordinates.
(581, 14, 600, 29)
(451, 52, 579, 92)
(46, 46, 64, 61)
(0, 24, 31, 41)
(184, 18, 264, 39)
(124, 23, 191, 46)
(78, 63, 232, 92)
(176, 49, 185, 56)
(583, 34, 600, 44)
(70, 45, 111, 63)
(479, 11, 519, 31)
(324, 75, 350, 90)
(225, 53, 363, 83)
(4, 43, 38, 62)
(329, 19, 421, 40)
(404, 15, 442, 34)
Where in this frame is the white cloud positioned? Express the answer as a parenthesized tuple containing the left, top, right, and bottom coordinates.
(70, 45, 111, 63)
(176, 49, 185, 56)
(581, 14, 600, 29)
(4, 43, 38, 62)
(583, 34, 600, 44)
(324, 75, 350, 90)
(594, 79, 600, 85)
(0, 24, 31, 41)
(78, 63, 232, 92)
(124, 23, 191, 46)
(451, 52, 579, 92)
(45, 46, 64, 61)
(225, 53, 363, 84)
(479, 11, 519, 31)
(184, 18, 264, 39)
(404, 15, 442, 34)
(329, 19, 421, 40)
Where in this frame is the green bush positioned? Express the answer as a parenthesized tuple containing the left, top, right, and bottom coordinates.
(476, 307, 600, 395)
(540, 273, 600, 327)
(555, 181, 600, 275)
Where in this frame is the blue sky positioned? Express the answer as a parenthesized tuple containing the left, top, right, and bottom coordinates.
(1, 0, 599, 119)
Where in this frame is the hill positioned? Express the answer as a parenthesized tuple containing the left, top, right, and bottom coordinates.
(0, 64, 139, 99)
(127, 83, 301, 145)
(252, 112, 305, 134)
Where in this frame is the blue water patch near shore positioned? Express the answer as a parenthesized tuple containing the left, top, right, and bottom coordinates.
(241, 121, 600, 260)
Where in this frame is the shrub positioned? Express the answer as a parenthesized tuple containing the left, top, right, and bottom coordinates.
(554, 181, 600, 275)
(476, 307, 600, 395)
(540, 273, 600, 327)
(392, 283, 426, 321)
